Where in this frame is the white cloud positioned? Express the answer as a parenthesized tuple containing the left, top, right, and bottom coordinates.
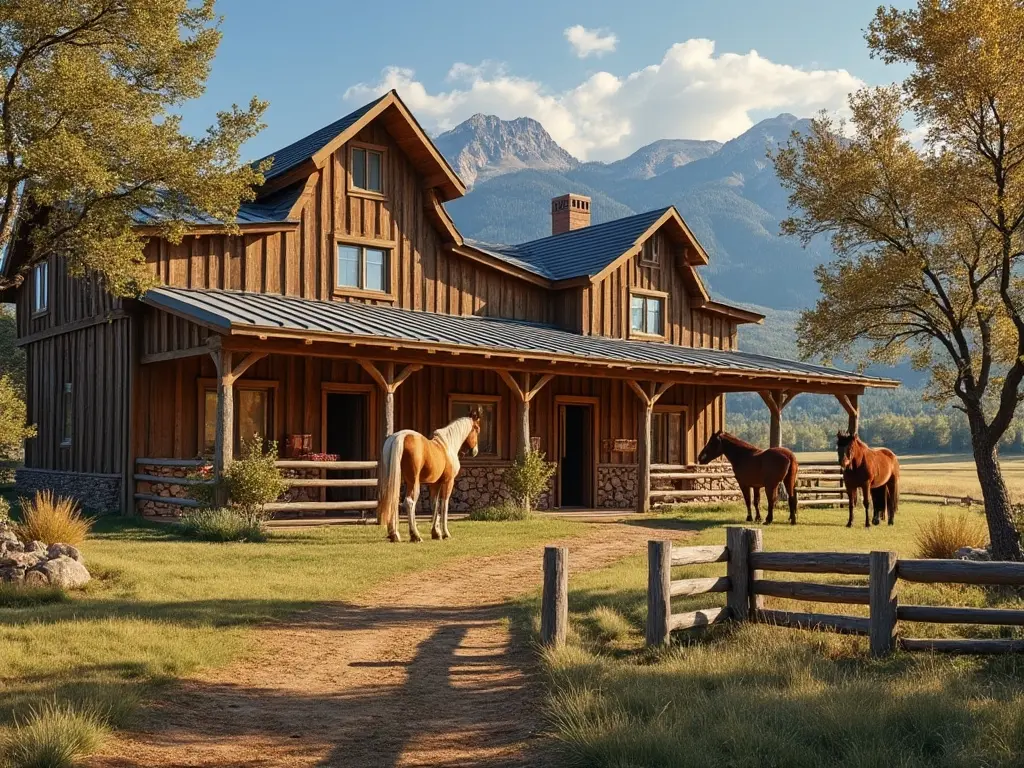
(343, 39, 863, 161)
(564, 25, 618, 58)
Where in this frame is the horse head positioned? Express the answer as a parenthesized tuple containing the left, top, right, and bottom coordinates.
(461, 409, 482, 458)
(697, 431, 725, 464)
(836, 431, 857, 469)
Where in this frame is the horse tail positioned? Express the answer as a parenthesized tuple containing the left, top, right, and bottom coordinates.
(376, 432, 406, 528)
(889, 456, 900, 521)
(786, 453, 799, 517)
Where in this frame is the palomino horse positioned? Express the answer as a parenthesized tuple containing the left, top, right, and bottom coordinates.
(698, 431, 800, 524)
(376, 413, 481, 542)
(836, 433, 900, 528)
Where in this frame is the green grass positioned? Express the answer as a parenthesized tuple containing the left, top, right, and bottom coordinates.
(536, 502, 1024, 767)
(0, 515, 585, 740)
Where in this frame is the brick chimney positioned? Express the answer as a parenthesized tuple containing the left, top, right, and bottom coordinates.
(551, 193, 591, 235)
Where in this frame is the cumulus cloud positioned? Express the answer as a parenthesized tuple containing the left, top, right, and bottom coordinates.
(564, 25, 618, 58)
(343, 39, 863, 161)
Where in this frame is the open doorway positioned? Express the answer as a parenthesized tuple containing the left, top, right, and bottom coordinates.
(558, 402, 594, 507)
(324, 392, 369, 502)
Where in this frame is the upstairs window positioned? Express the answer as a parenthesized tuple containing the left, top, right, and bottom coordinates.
(640, 236, 660, 265)
(337, 244, 389, 293)
(32, 260, 49, 314)
(630, 293, 665, 337)
(61, 382, 72, 446)
(350, 145, 383, 194)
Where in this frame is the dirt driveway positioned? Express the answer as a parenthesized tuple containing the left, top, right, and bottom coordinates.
(94, 520, 682, 768)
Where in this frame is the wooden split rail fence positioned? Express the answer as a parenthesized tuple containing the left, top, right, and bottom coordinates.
(541, 528, 1024, 656)
(133, 457, 379, 515)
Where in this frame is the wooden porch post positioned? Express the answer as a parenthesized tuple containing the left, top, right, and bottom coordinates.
(836, 393, 860, 435)
(628, 380, 676, 514)
(498, 371, 554, 460)
(758, 390, 796, 448)
(358, 360, 423, 441)
(209, 342, 267, 505)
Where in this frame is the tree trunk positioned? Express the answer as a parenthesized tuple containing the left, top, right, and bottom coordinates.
(971, 430, 1022, 561)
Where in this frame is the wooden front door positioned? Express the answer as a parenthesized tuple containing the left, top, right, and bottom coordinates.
(558, 402, 594, 507)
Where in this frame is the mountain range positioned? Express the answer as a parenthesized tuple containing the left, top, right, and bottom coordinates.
(436, 112, 833, 310)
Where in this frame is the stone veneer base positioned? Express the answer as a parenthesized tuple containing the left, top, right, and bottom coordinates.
(16, 468, 122, 513)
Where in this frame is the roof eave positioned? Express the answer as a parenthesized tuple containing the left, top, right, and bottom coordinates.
(700, 300, 765, 325)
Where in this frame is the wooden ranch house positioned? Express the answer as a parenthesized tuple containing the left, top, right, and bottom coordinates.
(3, 91, 897, 518)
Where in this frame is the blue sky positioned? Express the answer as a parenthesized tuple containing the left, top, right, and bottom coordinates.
(182, 0, 912, 163)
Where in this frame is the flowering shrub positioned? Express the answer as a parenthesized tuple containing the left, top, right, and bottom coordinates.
(298, 453, 339, 462)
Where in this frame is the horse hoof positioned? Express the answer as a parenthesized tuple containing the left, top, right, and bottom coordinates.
(865, 523, 871, 528)
(846, 522, 852, 528)
(790, 519, 797, 526)
(431, 530, 441, 540)
(410, 535, 422, 543)
(888, 520, 894, 526)
(388, 534, 400, 543)
(443, 533, 451, 540)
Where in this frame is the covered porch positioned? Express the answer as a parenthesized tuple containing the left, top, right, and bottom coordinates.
(131, 287, 896, 518)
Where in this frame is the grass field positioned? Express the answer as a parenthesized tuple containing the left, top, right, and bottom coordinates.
(538, 501, 1024, 767)
(0, 514, 585, 739)
(797, 451, 1024, 499)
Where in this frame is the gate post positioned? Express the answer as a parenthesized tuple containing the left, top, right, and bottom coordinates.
(726, 527, 757, 621)
(869, 550, 898, 657)
(646, 540, 672, 646)
(541, 546, 568, 647)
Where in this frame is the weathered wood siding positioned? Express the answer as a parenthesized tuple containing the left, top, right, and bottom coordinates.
(16, 255, 122, 339)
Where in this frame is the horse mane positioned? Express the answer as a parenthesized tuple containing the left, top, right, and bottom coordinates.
(719, 432, 760, 451)
(432, 417, 475, 455)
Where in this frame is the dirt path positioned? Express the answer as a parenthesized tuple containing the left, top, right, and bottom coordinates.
(94, 522, 677, 768)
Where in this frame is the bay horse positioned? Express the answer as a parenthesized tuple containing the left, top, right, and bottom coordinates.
(376, 413, 481, 543)
(836, 433, 900, 528)
(698, 431, 799, 524)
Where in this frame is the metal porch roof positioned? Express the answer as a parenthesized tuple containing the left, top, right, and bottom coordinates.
(143, 287, 896, 389)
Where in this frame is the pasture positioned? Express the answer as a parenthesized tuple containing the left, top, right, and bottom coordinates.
(539, 500, 1024, 767)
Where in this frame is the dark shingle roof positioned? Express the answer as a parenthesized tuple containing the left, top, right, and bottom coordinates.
(143, 287, 896, 388)
(466, 207, 670, 281)
(132, 183, 304, 227)
(255, 94, 389, 181)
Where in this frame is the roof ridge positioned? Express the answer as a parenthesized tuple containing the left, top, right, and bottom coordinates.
(509, 205, 671, 248)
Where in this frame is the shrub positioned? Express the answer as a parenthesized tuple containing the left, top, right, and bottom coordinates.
(502, 450, 555, 513)
(915, 512, 988, 559)
(2, 700, 109, 768)
(178, 507, 267, 542)
(16, 491, 92, 545)
(223, 436, 287, 527)
(468, 500, 531, 522)
(0, 495, 9, 522)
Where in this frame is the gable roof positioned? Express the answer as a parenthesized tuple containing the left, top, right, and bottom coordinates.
(132, 182, 305, 228)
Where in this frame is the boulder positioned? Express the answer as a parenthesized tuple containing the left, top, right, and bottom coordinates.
(32, 556, 90, 589)
(47, 543, 83, 563)
(25, 540, 47, 555)
(23, 569, 49, 587)
(1, 551, 44, 568)
(956, 546, 992, 561)
(0, 565, 25, 583)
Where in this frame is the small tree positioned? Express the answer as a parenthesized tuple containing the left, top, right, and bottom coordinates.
(222, 436, 287, 528)
(502, 451, 555, 515)
(0, 374, 34, 465)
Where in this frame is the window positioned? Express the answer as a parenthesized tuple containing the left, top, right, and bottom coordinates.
(350, 146, 383, 194)
(630, 293, 664, 337)
(32, 260, 49, 314)
(60, 382, 72, 446)
(336, 244, 389, 293)
(641, 236, 660, 265)
(652, 410, 685, 465)
(449, 397, 498, 457)
(202, 387, 273, 456)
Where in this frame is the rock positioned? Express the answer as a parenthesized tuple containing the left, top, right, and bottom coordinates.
(23, 569, 49, 587)
(25, 540, 46, 555)
(33, 556, 90, 589)
(956, 546, 992, 561)
(1, 551, 43, 568)
(47, 543, 83, 563)
(0, 565, 25, 583)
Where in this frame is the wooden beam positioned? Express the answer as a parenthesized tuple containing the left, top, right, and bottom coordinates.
(498, 369, 526, 402)
(525, 373, 554, 402)
(230, 351, 267, 381)
(651, 381, 676, 405)
(391, 363, 422, 391)
(836, 393, 859, 434)
(627, 379, 653, 407)
(358, 359, 389, 392)
(212, 347, 233, 506)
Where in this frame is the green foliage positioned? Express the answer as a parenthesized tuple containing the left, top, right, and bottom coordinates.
(468, 501, 532, 522)
(222, 437, 287, 526)
(0, 305, 24, 395)
(0, 0, 268, 295)
(16, 491, 92, 545)
(177, 507, 266, 543)
(0, 375, 34, 465)
(2, 700, 109, 768)
(914, 512, 988, 559)
(502, 451, 555, 512)
(0, 495, 9, 522)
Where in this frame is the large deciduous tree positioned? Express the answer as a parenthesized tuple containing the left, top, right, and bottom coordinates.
(774, 0, 1024, 559)
(0, 0, 267, 295)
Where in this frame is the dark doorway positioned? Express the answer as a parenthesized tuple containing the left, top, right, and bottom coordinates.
(325, 393, 368, 502)
(559, 404, 593, 507)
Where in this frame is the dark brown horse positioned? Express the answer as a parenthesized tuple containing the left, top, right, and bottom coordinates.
(698, 431, 799, 524)
(836, 433, 900, 528)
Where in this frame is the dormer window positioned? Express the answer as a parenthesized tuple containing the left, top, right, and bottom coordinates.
(350, 144, 384, 195)
(336, 242, 390, 295)
(640, 236, 660, 266)
(32, 260, 49, 314)
(630, 290, 666, 339)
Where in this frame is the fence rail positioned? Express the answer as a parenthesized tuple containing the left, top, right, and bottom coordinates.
(539, 527, 1024, 657)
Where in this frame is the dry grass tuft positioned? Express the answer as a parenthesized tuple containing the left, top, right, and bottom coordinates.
(2, 700, 109, 768)
(16, 491, 93, 546)
(914, 512, 988, 559)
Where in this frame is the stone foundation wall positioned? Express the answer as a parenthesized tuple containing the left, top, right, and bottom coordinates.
(136, 463, 327, 517)
(446, 463, 553, 512)
(16, 469, 122, 513)
(597, 465, 638, 509)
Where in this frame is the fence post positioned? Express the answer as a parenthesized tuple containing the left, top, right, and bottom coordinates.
(726, 527, 756, 621)
(646, 540, 672, 646)
(869, 550, 898, 657)
(749, 527, 764, 613)
(541, 546, 568, 647)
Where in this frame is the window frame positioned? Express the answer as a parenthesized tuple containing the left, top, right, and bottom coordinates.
(60, 381, 72, 447)
(447, 393, 503, 461)
(348, 141, 387, 199)
(197, 379, 280, 457)
(651, 404, 688, 466)
(628, 288, 668, 340)
(639, 234, 661, 267)
(332, 236, 396, 300)
(32, 259, 50, 316)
